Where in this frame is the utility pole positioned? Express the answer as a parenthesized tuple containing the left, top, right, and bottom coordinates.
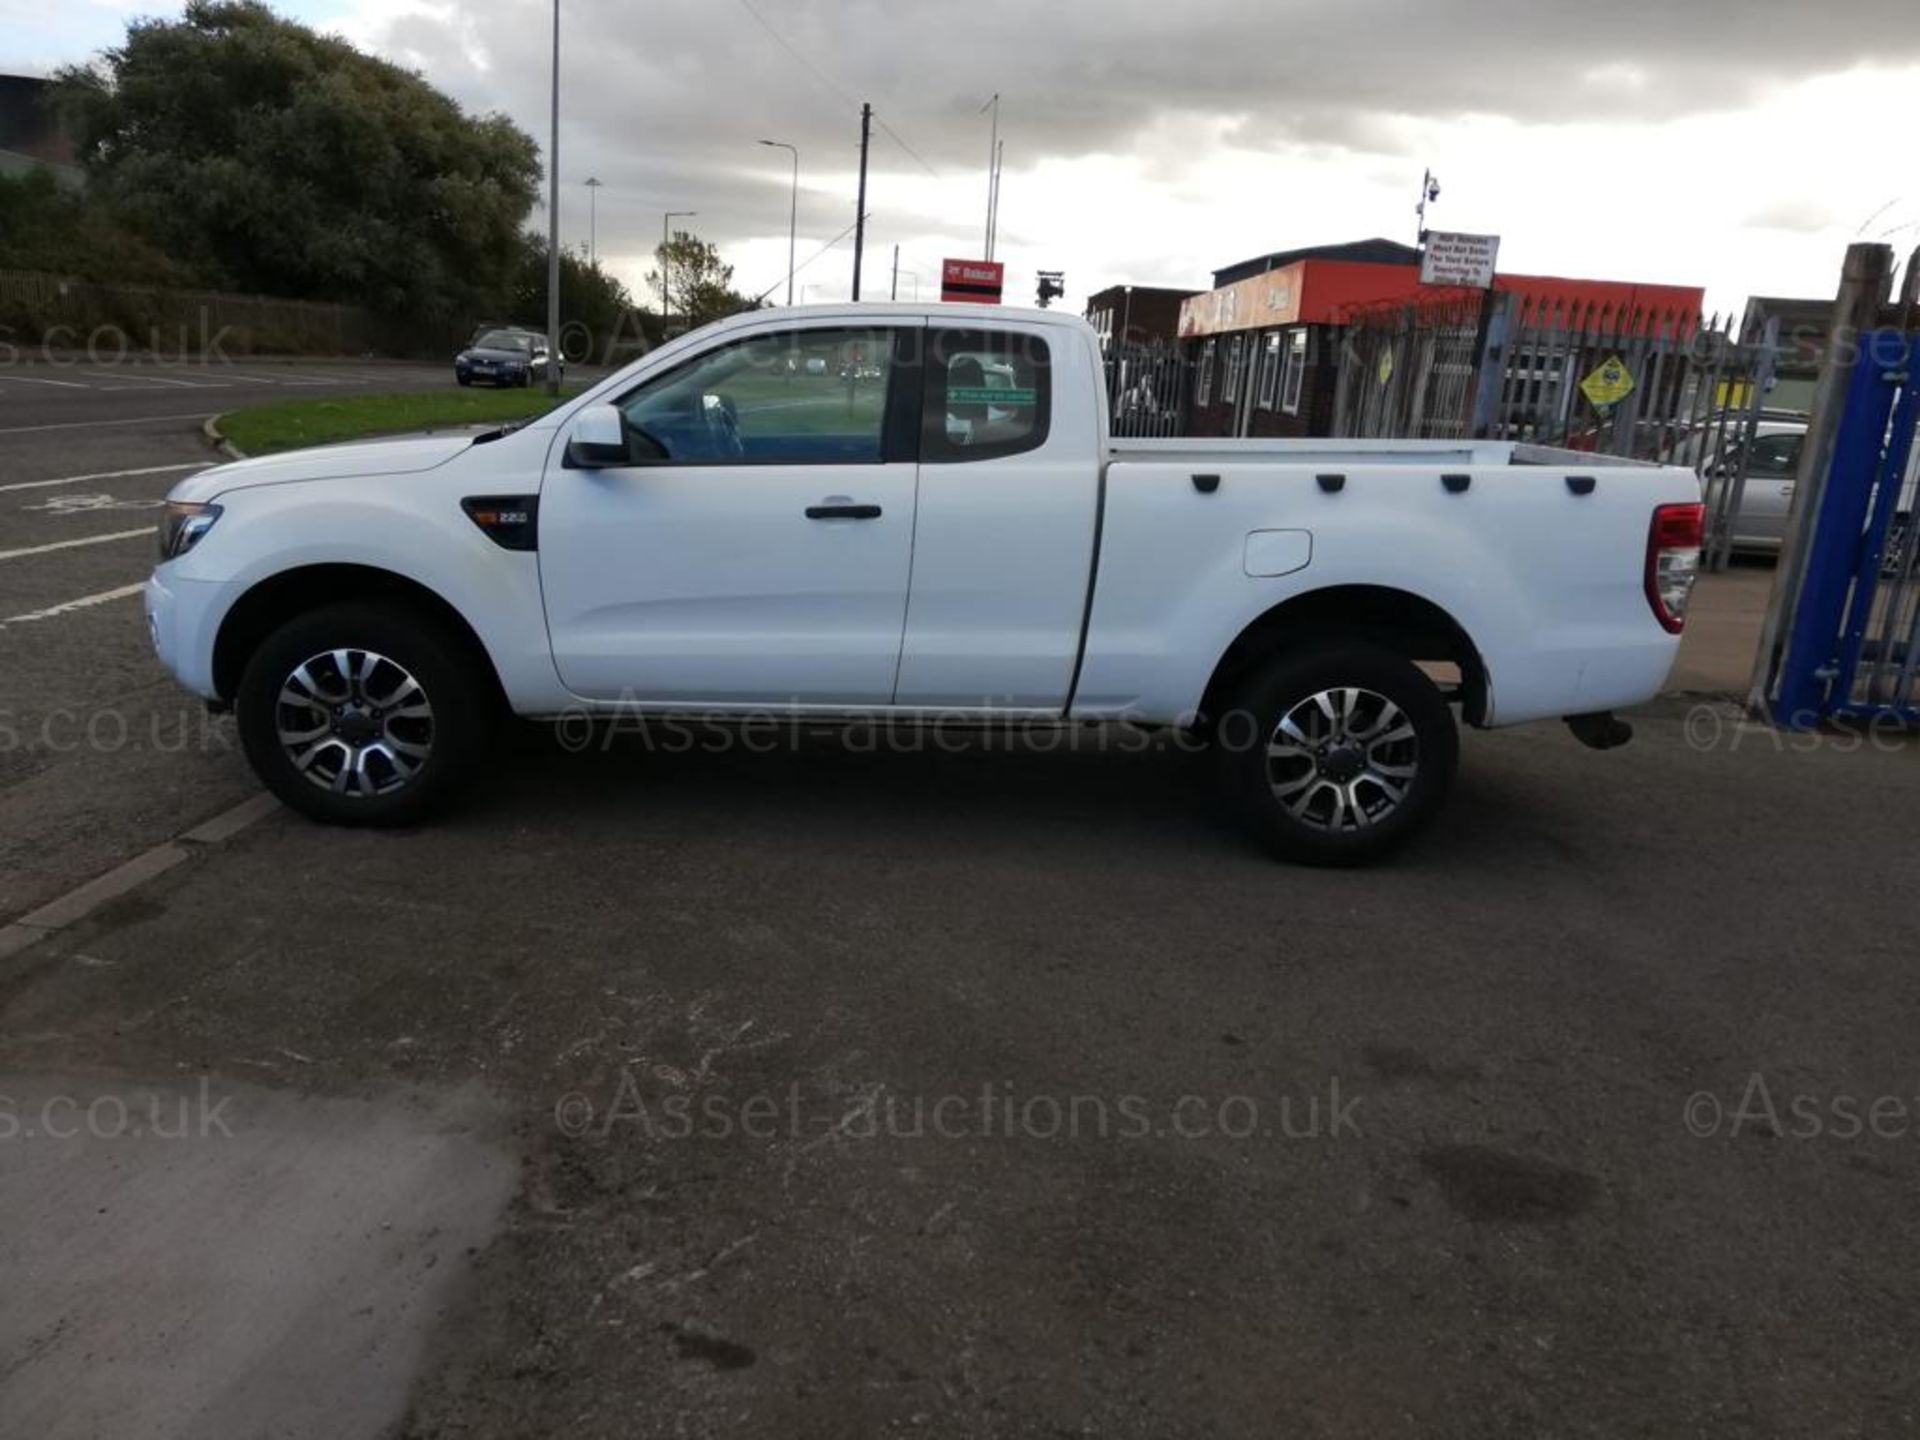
(851, 102, 871, 302)
(584, 177, 602, 267)
(981, 93, 998, 258)
(890, 245, 899, 301)
(544, 0, 561, 396)
(988, 139, 1004, 260)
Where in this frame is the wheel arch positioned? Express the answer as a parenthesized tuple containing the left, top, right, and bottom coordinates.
(1199, 584, 1490, 727)
(211, 563, 509, 709)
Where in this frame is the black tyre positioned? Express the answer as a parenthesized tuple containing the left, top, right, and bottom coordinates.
(235, 602, 494, 827)
(456, 374, 472, 387)
(1212, 641, 1458, 866)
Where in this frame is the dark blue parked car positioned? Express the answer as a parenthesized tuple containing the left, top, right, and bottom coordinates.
(455, 329, 560, 388)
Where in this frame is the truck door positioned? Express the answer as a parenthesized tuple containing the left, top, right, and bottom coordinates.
(539, 323, 921, 704)
(892, 323, 1101, 711)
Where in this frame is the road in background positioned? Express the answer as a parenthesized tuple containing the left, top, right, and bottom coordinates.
(0, 358, 458, 919)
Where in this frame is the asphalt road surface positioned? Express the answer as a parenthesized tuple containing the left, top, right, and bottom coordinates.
(0, 357, 452, 919)
(3, 362, 1919, 1439)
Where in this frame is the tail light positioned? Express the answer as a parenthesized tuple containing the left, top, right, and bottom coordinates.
(1645, 502, 1703, 633)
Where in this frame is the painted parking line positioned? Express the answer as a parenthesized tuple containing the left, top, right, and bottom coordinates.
(0, 581, 145, 629)
(0, 412, 216, 436)
(0, 373, 90, 389)
(0, 463, 209, 495)
(97, 372, 224, 389)
(0, 528, 151, 563)
(98, 384, 234, 393)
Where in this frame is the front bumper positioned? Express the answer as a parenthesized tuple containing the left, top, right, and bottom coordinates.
(144, 570, 225, 700)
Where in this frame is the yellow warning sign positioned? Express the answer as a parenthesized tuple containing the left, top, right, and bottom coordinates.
(1377, 349, 1394, 386)
(1580, 355, 1635, 409)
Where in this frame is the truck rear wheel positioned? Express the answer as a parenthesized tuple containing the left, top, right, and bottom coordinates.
(235, 602, 493, 827)
(1214, 642, 1457, 866)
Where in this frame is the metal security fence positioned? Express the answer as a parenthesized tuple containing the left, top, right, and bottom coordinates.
(1104, 340, 1189, 438)
(1333, 291, 1781, 570)
(1489, 298, 1779, 570)
(1770, 328, 1920, 726)
(1331, 290, 1485, 441)
(0, 270, 473, 358)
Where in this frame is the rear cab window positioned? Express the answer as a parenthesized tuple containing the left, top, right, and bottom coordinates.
(921, 328, 1051, 463)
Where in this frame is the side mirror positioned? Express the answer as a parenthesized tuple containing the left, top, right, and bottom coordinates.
(565, 404, 632, 469)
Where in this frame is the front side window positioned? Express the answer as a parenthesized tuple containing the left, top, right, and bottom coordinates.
(618, 327, 895, 464)
(922, 328, 1051, 463)
(1745, 431, 1803, 476)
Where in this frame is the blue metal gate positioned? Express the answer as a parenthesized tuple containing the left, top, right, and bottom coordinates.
(1772, 330, 1920, 728)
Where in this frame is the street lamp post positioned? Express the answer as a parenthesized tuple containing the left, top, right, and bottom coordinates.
(758, 140, 799, 308)
(544, 0, 561, 396)
(661, 209, 696, 334)
(584, 177, 603, 267)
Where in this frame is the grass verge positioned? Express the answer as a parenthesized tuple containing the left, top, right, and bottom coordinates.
(218, 387, 580, 457)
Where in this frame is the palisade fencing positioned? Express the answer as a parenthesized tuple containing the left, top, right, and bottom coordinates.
(1104, 340, 1189, 438)
(0, 269, 473, 359)
(1331, 290, 1486, 441)
(1334, 290, 1782, 570)
(1488, 297, 1779, 571)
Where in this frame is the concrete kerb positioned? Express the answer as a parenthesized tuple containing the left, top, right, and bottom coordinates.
(202, 414, 247, 462)
(0, 794, 282, 965)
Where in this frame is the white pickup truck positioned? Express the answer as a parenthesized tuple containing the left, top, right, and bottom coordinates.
(147, 304, 1703, 864)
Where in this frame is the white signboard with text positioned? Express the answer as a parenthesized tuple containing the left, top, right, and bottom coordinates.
(1420, 231, 1501, 289)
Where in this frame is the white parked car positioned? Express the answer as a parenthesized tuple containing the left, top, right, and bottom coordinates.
(148, 305, 1702, 864)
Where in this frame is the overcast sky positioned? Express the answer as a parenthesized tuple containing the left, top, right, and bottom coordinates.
(10, 0, 1920, 314)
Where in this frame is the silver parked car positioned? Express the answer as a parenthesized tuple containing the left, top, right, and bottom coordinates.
(1704, 421, 1805, 553)
(1691, 417, 1917, 561)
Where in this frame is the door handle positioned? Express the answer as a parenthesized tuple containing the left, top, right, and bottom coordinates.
(806, 503, 882, 520)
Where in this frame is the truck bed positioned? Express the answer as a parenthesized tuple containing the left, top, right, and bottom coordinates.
(1074, 442, 1701, 729)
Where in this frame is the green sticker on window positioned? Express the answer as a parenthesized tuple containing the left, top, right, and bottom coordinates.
(949, 386, 1036, 406)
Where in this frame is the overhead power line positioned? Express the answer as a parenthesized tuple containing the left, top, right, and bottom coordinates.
(753, 213, 872, 304)
(732, 0, 942, 179)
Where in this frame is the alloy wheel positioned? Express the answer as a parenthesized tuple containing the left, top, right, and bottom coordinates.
(1264, 686, 1420, 832)
(274, 648, 435, 798)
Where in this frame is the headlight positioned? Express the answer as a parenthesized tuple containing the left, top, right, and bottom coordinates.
(157, 501, 223, 560)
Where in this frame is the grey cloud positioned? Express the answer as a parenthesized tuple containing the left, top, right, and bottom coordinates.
(348, 0, 1920, 289)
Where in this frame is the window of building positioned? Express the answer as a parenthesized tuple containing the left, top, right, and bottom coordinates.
(1280, 329, 1310, 415)
(920, 327, 1052, 464)
(1196, 339, 1216, 406)
(618, 327, 898, 464)
(1223, 334, 1248, 405)
(1256, 333, 1282, 410)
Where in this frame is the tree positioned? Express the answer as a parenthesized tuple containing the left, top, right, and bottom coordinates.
(508, 236, 646, 361)
(647, 231, 757, 331)
(0, 168, 187, 286)
(53, 0, 540, 317)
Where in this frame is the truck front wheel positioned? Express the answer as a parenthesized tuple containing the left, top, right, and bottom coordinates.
(235, 602, 493, 827)
(1214, 642, 1458, 866)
